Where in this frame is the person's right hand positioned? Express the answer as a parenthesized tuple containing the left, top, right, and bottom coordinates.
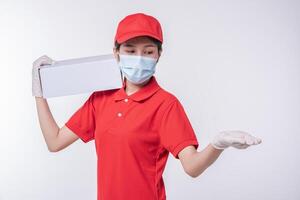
(32, 55, 55, 98)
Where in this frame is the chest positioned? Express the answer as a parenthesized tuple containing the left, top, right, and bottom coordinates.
(94, 97, 164, 151)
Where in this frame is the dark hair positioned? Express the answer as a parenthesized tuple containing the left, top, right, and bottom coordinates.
(114, 36, 162, 52)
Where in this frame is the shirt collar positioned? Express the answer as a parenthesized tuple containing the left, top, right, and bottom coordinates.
(113, 76, 161, 102)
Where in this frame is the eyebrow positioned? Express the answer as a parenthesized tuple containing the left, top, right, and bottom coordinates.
(123, 43, 156, 48)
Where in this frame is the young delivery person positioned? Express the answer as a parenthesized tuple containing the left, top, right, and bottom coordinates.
(32, 13, 262, 200)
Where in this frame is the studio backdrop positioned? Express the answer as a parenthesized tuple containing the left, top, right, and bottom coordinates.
(0, 0, 299, 199)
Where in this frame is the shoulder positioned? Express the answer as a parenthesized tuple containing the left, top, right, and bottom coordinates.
(86, 89, 119, 107)
(155, 87, 181, 108)
(92, 88, 119, 99)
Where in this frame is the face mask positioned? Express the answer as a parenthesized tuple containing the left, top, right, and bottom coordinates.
(118, 54, 158, 84)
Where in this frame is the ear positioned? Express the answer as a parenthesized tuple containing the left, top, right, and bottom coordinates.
(113, 47, 120, 62)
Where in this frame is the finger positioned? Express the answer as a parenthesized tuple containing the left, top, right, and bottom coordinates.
(40, 60, 52, 66)
(40, 55, 51, 60)
(248, 136, 262, 145)
(41, 55, 54, 63)
(228, 137, 246, 145)
(234, 132, 260, 145)
(34, 58, 53, 67)
(242, 132, 262, 144)
(225, 131, 262, 146)
(256, 138, 262, 144)
(33, 55, 52, 64)
(245, 135, 256, 145)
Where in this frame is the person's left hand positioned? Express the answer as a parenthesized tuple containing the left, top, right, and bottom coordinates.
(210, 130, 262, 150)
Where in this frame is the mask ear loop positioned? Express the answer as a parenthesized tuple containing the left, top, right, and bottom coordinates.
(119, 70, 127, 89)
(119, 69, 124, 81)
(117, 54, 126, 85)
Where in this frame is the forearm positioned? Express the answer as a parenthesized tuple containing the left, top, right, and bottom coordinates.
(35, 97, 59, 151)
(187, 144, 224, 177)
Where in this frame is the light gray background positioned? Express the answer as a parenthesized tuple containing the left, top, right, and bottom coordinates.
(0, 0, 299, 199)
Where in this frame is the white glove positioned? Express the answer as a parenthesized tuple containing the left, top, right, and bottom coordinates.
(32, 55, 55, 97)
(210, 130, 262, 150)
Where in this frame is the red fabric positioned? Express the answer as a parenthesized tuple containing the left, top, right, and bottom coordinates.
(114, 13, 163, 44)
(65, 76, 199, 200)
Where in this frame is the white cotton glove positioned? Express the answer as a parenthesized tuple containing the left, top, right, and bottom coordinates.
(32, 55, 55, 97)
(210, 130, 262, 150)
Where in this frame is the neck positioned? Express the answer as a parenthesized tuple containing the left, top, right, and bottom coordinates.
(124, 78, 151, 96)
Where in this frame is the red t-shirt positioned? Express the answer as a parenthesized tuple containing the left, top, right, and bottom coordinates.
(65, 76, 199, 200)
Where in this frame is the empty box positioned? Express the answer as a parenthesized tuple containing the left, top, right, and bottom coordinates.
(39, 54, 123, 98)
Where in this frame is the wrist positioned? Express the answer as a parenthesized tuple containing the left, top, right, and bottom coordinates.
(35, 96, 45, 100)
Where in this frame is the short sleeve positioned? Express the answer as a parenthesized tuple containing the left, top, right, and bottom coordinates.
(65, 92, 96, 143)
(159, 99, 199, 159)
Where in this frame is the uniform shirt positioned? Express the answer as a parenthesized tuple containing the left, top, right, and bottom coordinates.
(65, 76, 199, 200)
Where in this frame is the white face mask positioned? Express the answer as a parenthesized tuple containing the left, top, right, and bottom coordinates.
(118, 54, 158, 84)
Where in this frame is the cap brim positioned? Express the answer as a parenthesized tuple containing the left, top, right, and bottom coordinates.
(116, 31, 162, 44)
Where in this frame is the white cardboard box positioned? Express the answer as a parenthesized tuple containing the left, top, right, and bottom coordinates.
(39, 54, 123, 98)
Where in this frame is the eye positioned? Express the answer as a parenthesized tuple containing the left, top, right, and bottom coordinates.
(126, 50, 135, 54)
(146, 51, 153, 54)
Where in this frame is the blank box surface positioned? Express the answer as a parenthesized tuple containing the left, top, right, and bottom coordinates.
(39, 54, 123, 98)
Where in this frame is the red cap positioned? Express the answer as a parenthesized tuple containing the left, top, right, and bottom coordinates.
(114, 13, 163, 44)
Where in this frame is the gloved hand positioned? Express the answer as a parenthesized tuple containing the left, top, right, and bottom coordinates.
(32, 55, 55, 97)
(210, 130, 262, 150)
